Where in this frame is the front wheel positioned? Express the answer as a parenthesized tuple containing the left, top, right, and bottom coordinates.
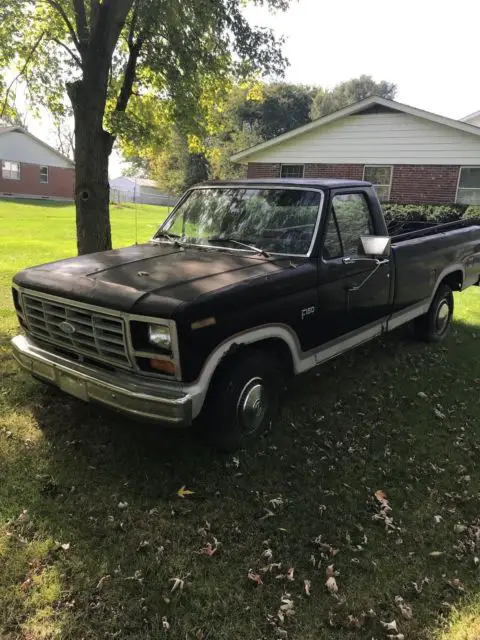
(414, 283, 454, 343)
(199, 349, 285, 451)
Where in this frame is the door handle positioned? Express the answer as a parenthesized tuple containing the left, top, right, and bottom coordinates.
(342, 257, 355, 264)
(347, 258, 390, 292)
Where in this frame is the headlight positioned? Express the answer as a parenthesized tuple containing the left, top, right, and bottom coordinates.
(148, 325, 171, 350)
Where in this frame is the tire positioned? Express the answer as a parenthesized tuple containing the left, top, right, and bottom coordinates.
(199, 349, 285, 451)
(414, 283, 454, 343)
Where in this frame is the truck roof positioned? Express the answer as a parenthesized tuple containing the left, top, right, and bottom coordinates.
(198, 178, 372, 189)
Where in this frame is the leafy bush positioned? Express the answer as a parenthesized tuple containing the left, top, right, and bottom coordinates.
(383, 203, 467, 223)
(463, 205, 480, 220)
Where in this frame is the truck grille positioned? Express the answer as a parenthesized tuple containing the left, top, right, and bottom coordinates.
(22, 293, 131, 369)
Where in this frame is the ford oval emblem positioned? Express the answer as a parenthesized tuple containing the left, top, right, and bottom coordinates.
(59, 321, 76, 335)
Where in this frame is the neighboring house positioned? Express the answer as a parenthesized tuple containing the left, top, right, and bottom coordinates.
(231, 96, 480, 205)
(0, 126, 74, 200)
(110, 176, 178, 206)
(462, 110, 480, 128)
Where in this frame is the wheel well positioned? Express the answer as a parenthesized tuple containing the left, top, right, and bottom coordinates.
(440, 270, 463, 292)
(218, 338, 294, 377)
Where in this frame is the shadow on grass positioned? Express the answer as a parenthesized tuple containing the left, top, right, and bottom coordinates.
(1, 320, 480, 638)
(0, 198, 73, 209)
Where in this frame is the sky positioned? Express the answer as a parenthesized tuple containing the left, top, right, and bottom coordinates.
(24, 0, 480, 177)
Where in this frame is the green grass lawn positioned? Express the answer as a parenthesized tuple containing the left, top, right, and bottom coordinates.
(1, 199, 480, 639)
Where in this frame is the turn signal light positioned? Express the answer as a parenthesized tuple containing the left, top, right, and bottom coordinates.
(149, 358, 175, 376)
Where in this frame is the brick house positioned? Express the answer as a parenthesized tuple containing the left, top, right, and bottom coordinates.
(231, 97, 480, 205)
(0, 126, 74, 200)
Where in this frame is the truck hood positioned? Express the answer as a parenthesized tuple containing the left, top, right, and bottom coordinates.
(14, 243, 288, 317)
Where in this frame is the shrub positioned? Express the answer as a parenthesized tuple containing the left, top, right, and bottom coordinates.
(463, 205, 480, 220)
(383, 203, 466, 223)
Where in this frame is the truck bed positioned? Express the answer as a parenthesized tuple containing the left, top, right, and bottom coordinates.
(389, 218, 480, 242)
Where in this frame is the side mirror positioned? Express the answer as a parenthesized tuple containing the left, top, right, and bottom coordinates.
(360, 236, 391, 258)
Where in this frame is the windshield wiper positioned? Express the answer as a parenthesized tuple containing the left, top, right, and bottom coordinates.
(153, 231, 184, 246)
(209, 237, 270, 258)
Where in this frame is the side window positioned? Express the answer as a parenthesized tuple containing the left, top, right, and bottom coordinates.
(331, 193, 374, 256)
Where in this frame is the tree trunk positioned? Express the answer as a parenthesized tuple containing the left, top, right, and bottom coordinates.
(68, 81, 114, 256)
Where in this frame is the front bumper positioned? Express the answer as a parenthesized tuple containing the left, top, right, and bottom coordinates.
(11, 334, 192, 426)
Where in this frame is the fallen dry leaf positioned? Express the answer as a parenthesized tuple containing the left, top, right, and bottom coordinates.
(429, 551, 444, 557)
(200, 542, 217, 556)
(248, 570, 263, 586)
(395, 596, 413, 620)
(177, 486, 194, 498)
(262, 548, 273, 561)
(375, 489, 388, 502)
(304, 579, 311, 596)
(117, 501, 128, 509)
(286, 567, 295, 581)
(380, 620, 398, 632)
(434, 408, 446, 420)
(326, 576, 338, 593)
(169, 575, 188, 592)
(162, 616, 170, 631)
(96, 575, 111, 591)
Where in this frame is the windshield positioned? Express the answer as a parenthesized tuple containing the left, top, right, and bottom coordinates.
(156, 187, 323, 256)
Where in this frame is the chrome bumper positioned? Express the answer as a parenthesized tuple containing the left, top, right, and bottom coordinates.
(11, 334, 192, 426)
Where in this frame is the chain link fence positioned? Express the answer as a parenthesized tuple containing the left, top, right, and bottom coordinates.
(110, 188, 178, 207)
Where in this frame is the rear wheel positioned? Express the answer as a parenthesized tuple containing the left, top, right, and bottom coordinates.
(414, 283, 454, 343)
(199, 349, 285, 451)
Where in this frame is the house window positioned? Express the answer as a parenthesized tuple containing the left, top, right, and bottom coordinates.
(2, 160, 20, 180)
(363, 165, 393, 201)
(456, 167, 480, 204)
(40, 166, 49, 184)
(280, 164, 305, 179)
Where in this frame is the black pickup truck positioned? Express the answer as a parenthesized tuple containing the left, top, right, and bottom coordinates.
(11, 179, 480, 449)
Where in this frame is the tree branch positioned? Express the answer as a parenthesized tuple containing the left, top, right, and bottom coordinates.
(52, 37, 82, 67)
(45, 0, 81, 54)
(115, 38, 143, 114)
(0, 32, 44, 119)
(127, 0, 140, 48)
(73, 0, 88, 47)
(89, 0, 100, 31)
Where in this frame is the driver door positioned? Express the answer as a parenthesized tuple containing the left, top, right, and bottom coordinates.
(316, 190, 392, 342)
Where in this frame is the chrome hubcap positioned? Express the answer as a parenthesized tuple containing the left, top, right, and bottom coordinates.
(238, 377, 268, 434)
(436, 300, 450, 333)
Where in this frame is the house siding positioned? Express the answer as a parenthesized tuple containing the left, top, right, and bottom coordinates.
(243, 113, 480, 166)
(246, 162, 461, 204)
(0, 162, 74, 199)
(0, 131, 73, 168)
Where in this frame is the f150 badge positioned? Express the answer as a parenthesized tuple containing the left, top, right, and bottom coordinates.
(301, 306, 316, 320)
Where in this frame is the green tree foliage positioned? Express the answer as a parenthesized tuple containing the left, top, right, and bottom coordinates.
(0, 0, 290, 254)
(229, 82, 317, 140)
(149, 129, 209, 195)
(120, 80, 316, 187)
(310, 75, 397, 120)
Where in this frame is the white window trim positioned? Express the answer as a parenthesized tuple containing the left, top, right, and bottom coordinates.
(363, 165, 393, 201)
(455, 166, 480, 204)
(40, 165, 49, 184)
(280, 163, 305, 179)
(1, 160, 21, 181)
